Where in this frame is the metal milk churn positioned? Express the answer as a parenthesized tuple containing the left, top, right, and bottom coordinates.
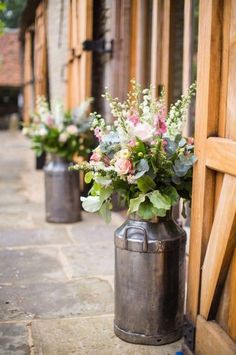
(114, 212, 186, 345)
(44, 155, 81, 223)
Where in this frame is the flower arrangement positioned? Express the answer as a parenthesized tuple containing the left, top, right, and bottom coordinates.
(72, 81, 196, 222)
(23, 97, 93, 162)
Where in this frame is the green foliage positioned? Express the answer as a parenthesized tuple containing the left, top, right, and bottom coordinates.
(72, 81, 197, 222)
(0, 0, 26, 29)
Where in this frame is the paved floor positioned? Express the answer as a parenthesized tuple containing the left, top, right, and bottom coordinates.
(0, 131, 182, 355)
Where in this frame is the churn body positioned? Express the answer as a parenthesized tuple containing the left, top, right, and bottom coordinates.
(114, 214, 186, 345)
(44, 155, 81, 223)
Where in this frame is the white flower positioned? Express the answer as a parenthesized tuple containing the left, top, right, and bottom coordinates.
(22, 127, 29, 135)
(59, 132, 69, 143)
(38, 127, 48, 136)
(66, 125, 78, 135)
(129, 122, 153, 142)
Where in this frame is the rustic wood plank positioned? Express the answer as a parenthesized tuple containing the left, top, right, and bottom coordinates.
(23, 31, 34, 123)
(129, 0, 137, 82)
(215, 0, 232, 211)
(226, 0, 236, 139)
(200, 174, 236, 318)
(34, 1, 47, 98)
(66, 0, 93, 109)
(182, 0, 193, 136)
(186, 0, 222, 322)
(161, 0, 170, 104)
(196, 315, 236, 355)
(228, 247, 236, 340)
(206, 137, 236, 176)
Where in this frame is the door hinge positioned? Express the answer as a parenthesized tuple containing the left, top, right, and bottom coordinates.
(183, 315, 196, 352)
(82, 38, 113, 54)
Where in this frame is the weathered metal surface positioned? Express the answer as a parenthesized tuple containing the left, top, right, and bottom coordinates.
(44, 155, 81, 223)
(114, 214, 186, 345)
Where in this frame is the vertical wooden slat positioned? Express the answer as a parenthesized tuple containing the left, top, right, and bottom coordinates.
(135, 0, 148, 85)
(214, 0, 231, 211)
(186, 0, 222, 322)
(161, 0, 170, 102)
(150, 0, 164, 97)
(129, 0, 137, 81)
(34, 1, 47, 99)
(67, 0, 93, 109)
(23, 31, 34, 123)
(182, 0, 193, 136)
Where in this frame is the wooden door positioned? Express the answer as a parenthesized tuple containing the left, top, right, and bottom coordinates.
(185, 0, 236, 353)
(34, 1, 47, 99)
(23, 30, 34, 123)
(67, 0, 93, 109)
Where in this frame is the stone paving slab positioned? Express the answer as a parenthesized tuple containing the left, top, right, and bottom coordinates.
(0, 323, 30, 355)
(0, 227, 71, 247)
(0, 278, 113, 321)
(0, 212, 36, 228)
(0, 248, 67, 284)
(67, 213, 115, 244)
(31, 316, 182, 355)
(61, 244, 114, 278)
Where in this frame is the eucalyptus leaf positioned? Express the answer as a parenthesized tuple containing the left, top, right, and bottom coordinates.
(100, 186, 113, 202)
(179, 138, 187, 147)
(81, 196, 102, 212)
(99, 201, 112, 223)
(94, 175, 112, 186)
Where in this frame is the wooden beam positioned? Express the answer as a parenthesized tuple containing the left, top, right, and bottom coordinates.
(226, 0, 236, 139)
(186, 0, 223, 322)
(206, 137, 236, 176)
(182, 0, 193, 136)
(196, 315, 236, 355)
(200, 174, 236, 318)
(228, 254, 236, 342)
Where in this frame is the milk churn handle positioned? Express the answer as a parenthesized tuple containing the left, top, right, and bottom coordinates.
(124, 226, 148, 252)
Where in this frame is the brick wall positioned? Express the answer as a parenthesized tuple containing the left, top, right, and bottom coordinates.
(46, 0, 68, 103)
(0, 30, 21, 87)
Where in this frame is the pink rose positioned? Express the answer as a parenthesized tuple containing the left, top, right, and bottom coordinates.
(90, 152, 101, 162)
(114, 158, 133, 175)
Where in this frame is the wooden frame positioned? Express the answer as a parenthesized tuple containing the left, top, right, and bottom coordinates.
(186, 0, 236, 352)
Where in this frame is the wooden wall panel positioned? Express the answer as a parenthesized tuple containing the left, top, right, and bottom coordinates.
(23, 31, 34, 123)
(34, 2, 47, 98)
(67, 0, 93, 109)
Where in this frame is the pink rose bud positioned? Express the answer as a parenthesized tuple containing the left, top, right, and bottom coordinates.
(90, 152, 100, 162)
(114, 158, 133, 175)
(187, 137, 194, 145)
